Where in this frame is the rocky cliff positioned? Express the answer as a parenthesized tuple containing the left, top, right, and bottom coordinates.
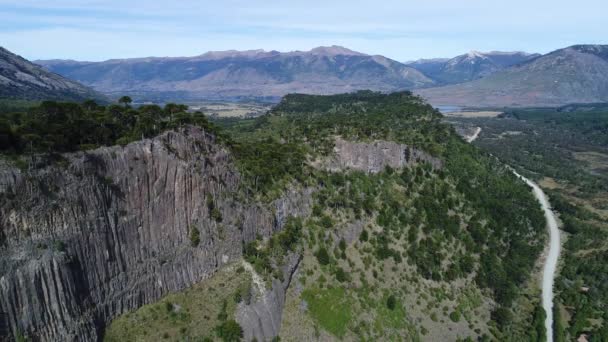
(0, 126, 309, 341)
(320, 137, 442, 173)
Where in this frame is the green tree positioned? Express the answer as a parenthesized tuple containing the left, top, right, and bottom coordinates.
(315, 247, 330, 265)
(387, 294, 397, 310)
(118, 96, 132, 108)
(214, 320, 243, 342)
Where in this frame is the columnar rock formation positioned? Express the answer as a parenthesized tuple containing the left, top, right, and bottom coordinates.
(0, 128, 437, 341)
(0, 127, 309, 341)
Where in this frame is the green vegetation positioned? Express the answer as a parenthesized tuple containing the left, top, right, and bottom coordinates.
(190, 227, 201, 247)
(213, 91, 450, 199)
(8, 91, 553, 340)
(451, 107, 608, 341)
(219, 92, 544, 340)
(386, 294, 397, 310)
(301, 287, 353, 337)
(0, 99, 218, 154)
(0, 98, 38, 114)
(104, 264, 249, 341)
(218, 92, 545, 340)
(214, 320, 243, 342)
(243, 216, 302, 280)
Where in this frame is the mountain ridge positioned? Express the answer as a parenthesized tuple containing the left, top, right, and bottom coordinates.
(35, 46, 435, 101)
(0, 46, 105, 102)
(407, 50, 540, 85)
(417, 44, 608, 107)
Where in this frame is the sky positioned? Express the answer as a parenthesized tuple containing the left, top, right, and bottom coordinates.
(0, 0, 606, 62)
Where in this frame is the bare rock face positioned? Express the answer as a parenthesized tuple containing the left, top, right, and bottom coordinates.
(0, 127, 310, 341)
(321, 137, 442, 173)
(236, 252, 301, 342)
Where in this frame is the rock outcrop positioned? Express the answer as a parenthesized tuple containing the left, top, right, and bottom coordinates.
(0, 126, 309, 341)
(321, 137, 442, 173)
(236, 252, 301, 342)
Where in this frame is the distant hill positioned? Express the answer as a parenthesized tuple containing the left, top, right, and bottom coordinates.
(0, 47, 104, 102)
(417, 45, 608, 107)
(407, 51, 539, 85)
(36, 46, 435, 101)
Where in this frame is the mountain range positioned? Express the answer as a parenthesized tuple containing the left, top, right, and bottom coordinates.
(406, 51, 540, 85)
(417, 45, 608, 107)
(35, 46, 435, 101)
(3, 44, 608, 107)
(0, 47, 103, 102)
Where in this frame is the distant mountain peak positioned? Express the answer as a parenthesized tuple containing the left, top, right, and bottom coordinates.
(466, 50, 488, 59)
(408, 49, 540, 85)
(308, 45, 367, 56)
(566, 44, 608, 59)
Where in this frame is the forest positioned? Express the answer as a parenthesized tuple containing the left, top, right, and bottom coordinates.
(450, 108, 608, 341)
(214, 91, 547, 339)
(0, 97, 218, 154)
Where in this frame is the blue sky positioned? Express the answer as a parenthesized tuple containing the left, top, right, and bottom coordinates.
(0, 0, 606, 62)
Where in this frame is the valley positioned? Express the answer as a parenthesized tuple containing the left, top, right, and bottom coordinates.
(466, 125, 561, 342)
(1, 26, 607, 341)
(449, 107, 608, 341)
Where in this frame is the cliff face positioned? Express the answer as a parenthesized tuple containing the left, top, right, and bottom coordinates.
(0, 127, 309, 341)
(321, 137, 442, 173)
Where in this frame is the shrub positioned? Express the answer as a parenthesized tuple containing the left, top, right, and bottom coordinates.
(320, 215, 333, 228)
(190, 227, 201, 247)
(387, 294, 397, 310)
(53, 240, 66, 252)
(335, 267, 348, 282)
(338, 239, 346, 251)
(207, 196, 222, 222)
(217, 299, 228, 321)
(359, 229, 369, 242)
(215, 320, 243, 342)
(315, 247, 330, 265)
(211, 208, 223, 222)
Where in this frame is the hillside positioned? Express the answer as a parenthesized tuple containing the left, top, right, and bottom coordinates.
(1, 92, 547, 341)
(450, 108, 608, 340)
(35, 46, 435, 101)
(417, 45, 608, 107)
(408, 51, 538, 85)
(0, 47, 104, 102)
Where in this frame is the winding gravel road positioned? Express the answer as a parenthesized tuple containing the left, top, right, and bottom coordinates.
(513, 172, 560, 342)
(468, 127, 560, 341)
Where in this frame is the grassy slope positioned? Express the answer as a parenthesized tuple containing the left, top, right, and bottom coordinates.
(104, 264, 252, 341)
